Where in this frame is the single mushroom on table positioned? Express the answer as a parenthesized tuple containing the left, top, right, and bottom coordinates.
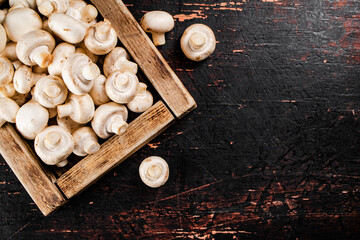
(33, 75, 68, 108)
(84, 20, 118, 55)
(0, 57, 14, 86)
(181, 23, 216, 61)
(0, 97, 20, 127)
(91, 102, 128, 139)
(89, 74, 110, 106)
(62, 53, 100, 95)
(127, 82, 154, 113)
(48, 13, 87, 44)
(36, 0, 70, 17)
(57, 115, 84, 134)
(105, 71, 139, 104)
(103, 47, 138, 77)
(13, 65, 45, 94)
(16, 101, 49, 140)
(139, 156, 169, 188)
(16, 29, 55, 68)
(140, 11, 174, 46)
(72, 126, 100, 156)
(35, 125, 74, 167)
(3, 6, 42, 42)
(48, 42, 76, 77)
(57, 93, 95, 124)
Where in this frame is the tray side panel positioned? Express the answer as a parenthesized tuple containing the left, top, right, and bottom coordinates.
(90, 0, 197, 119)
(57, 101, 175, 198)
(0, 124, 67, 216)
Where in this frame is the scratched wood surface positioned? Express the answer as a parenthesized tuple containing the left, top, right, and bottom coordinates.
(1, 0, 360, 239)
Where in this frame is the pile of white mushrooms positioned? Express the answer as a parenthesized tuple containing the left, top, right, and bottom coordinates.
(0, 0, 154, 168)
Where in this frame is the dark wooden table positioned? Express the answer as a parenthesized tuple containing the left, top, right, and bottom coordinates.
(1, 0, 360, 239)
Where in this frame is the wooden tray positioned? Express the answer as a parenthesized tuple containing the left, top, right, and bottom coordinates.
(0, 0, 196, 216)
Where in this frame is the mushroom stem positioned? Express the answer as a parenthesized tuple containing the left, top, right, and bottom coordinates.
(44, 131, 62, 151)
(57, 103, 72, 118)
(94, 21, 111, 42)
(138, 83, 147, 95)
(147, 165, 162, 179)
(29, 46, 53, 68)
(83, 139, 100, 155)
(56, 159, 68, 168)
(189, 32, 206, 50)
(151, 32, 166, 46)
(113, 74, 130, 92)
(82, 63, 100, 81)
(109, 116, 128, 135)
(44, 83, 61, 98)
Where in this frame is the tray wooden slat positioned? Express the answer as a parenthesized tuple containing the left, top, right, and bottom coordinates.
(0, 124, 67, 216)
(90, 0, 197, 119)
(57, 101, 175, 198)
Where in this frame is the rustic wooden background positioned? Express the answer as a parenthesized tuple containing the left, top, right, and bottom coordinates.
(1, 0, 360, 239)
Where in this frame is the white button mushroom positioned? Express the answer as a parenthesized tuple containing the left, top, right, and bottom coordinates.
(84, 20, 118, 55)
(127, 83, 154, 113)
(0, 97, 20, 127)
(16, 30, 55, 68)
(48, 13, 87, 44)
(139, 156, 169, 188)
(103, 47, 138, 77)
(66, 0, 97, 27)
(105, 71, 139, 104)
(72, 126, 100, 156)
(57, 93, 95, 124)
(0, 42, 18, 62)
(0, 83, 16, 98)
(9, 0, 36, 9)
(180, 24, 216, 61)
(89, 74, 110, 106)
(56, 115, 84, 134)
(34, 125, 74, 167)
(0, 57, 14, 85)
(16, 101, 49, 139)
(33, 75, 68, 108)
(13, 65, 45, 94)
(3, 7, 42, 42)
(0, 25, 6, 53)
(47, 42, 75, 77)
(140, 11, 175, 46)
(36, 0, 70, 17)
(62, 53, 100, 95)
(91, 102, 128, 139)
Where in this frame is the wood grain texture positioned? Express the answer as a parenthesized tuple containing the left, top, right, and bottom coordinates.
(1, 0, 360, 239)
(90, 0, 197, 119)
(57, 101, 175, 199)
(0, 124, 67, 216)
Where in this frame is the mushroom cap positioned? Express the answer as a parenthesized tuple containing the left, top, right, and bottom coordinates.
(48, 42, 76, 77)
(89, 74, 110, 106)
(34, 75, 68, 108)
(0, 57, 15, 85)
(139, 156, 169, 188)
(3, 7, 42, 42)
(13, 65, 44, 94)
(48, 13, 87, 44)
(72, 126, 100, 156)
(56, 115, 84, 133)
(105, 71, 139, 104)
(66, 0, 98, 25)
(180, 24, 216, 61)
(16, 30, 55, 67)
(57, 93, 95, 124)
(91, 102, 128, 139)
(9, 0, 37, 9)
(0, 97, 20, 127)
(140, 11, 174, 34)
(103, 47, 138, 77)
(62, 53, 100, 95)
(84, 20, 118, 55)
(127, 83, 154, 113)
(35, 125, 74, 166)
(0, 25, 6, 53)
(16, 101, 49, 140)
(0, 42, 18, 62)
(37, 0, 70, 17)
